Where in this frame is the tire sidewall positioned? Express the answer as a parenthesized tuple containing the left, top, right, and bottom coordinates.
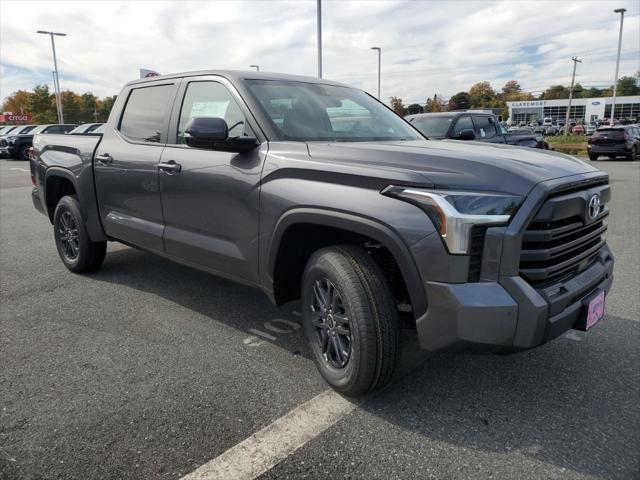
(19, 145, 30, 161)
(302, 257, 369, 393)
(53, 196, 88, 271)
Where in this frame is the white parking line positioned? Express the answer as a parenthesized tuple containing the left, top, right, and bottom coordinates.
(9, 168, 29, 172)
(180, 389, 357, 480)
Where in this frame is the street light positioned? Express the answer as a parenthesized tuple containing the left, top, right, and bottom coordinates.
(611, 8, 626, 124)
(317, 0, 322, 78)
(370, 47, 381, 100)
(37, 30, 66, 124)
(249, 65, 260, 71)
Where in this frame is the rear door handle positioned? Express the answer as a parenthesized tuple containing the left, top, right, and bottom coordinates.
(96, 153, 113, 164)
(158, 160, 182, 173)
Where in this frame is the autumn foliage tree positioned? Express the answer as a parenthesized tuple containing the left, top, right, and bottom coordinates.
(2, 85, 117, 124)
(389, 96, 406, 116)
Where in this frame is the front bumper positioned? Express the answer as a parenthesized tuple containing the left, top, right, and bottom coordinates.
(0, 145, 16, 157)
(413, 172, 614, 352)
(415, 246, 614, 351)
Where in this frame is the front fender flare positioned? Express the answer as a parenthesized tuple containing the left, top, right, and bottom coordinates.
(266, 208, 427, 318)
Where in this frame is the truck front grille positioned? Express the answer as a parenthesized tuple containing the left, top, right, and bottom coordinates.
(0, 140, 7, 147)
(519, 182, 609, 288)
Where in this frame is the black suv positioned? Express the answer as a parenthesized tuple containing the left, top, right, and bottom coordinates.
(406, 112, 549, 149)
(588, 125, 640, 161)
(0, 124, 76, 160)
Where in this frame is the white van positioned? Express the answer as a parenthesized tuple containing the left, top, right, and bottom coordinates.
(543, 117, 553, 126)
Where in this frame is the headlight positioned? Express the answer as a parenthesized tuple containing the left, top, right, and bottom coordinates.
(382, 186, 522, 254)
(6, 136, 17, 143)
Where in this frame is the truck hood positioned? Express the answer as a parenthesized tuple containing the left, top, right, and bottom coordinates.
(307, 139, 599, 195)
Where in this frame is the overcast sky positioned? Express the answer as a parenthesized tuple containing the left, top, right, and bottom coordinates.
(1, 0, 639, 105)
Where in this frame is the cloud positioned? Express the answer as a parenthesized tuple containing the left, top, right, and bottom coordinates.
(1, 0, 639, 106)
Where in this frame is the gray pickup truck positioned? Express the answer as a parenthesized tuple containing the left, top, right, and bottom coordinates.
(31, 71, 614, 396)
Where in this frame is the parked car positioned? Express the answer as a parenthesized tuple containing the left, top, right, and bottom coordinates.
(588, 125, 640, 161)
(0, 125, 18, 135)
(586, 124, 597, 136)
(31, 70, 613, 395)
(545, 126, 559, 136)
(572, 125, 586, 135)
(532, 126, 547, 135)
(406, 112, 549, 149)
(0, 124, 76, 159)
(68, 123, 104, 135)
(0, 125, 38, 158)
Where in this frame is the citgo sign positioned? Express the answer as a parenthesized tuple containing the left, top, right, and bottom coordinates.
(0, 114, 33, 123)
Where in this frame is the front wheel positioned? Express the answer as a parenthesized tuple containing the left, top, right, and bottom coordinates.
(53, 195, 107, 273)
(302, 245, 399, 396)
(627, 146, 638, 161)
(589, 153, 599, 161)
(19, 145, 31, 160)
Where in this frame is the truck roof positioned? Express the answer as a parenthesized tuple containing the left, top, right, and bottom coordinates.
(125, 70, 350, 88)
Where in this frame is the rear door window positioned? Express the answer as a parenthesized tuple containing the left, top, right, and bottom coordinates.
(119, 84, 174, 143)
(472, 116, 497, 138)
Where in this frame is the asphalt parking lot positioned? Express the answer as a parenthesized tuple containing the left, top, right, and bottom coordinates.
(1, 157, 638, 480)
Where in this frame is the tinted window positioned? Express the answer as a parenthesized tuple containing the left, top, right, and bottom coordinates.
(472, 116, 497, 138)
(176, 81, 249, 144)
(17, 126, 37, 134)
(43, 126, 61, 133)
(119, 84, 174, 143)
(452, 116, 473, 137)
(409, 116, 452, 138)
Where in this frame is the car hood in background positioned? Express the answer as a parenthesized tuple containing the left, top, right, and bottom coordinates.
(307, 139, 599, 196)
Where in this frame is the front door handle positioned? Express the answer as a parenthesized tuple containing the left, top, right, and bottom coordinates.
(96, 153, 113, 164)
(158, 160, 182, 173)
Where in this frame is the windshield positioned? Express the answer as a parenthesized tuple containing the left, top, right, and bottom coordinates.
(408, 116, 452, 138)
(15, 125, 36, 135)
(29, 125, 49, 134)
(0, 126, 16, 135)
(245, 80, 420, 142)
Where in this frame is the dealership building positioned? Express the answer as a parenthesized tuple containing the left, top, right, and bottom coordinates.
(506, 95, 640, 124)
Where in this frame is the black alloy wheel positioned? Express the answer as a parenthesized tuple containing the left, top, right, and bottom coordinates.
(310, 278, 352, 369)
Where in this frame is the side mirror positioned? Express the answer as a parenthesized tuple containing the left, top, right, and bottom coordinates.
(457, 129, 476, 140)
(184, 116, 258, 153)
(185, 117, 228, 143)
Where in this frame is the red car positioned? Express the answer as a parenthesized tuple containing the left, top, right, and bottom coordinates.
(571, 124, 585, 135)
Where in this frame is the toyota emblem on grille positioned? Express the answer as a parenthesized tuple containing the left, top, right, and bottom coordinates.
(588, 194, 601, 219)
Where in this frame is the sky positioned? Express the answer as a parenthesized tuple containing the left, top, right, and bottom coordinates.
(1, 0, 639, 106)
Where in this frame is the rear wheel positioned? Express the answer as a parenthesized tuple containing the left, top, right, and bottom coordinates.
(53, 195, 106, 273)
(588, 153, 599, 161)
(19, 145, 31, 161)
(302, 245, 399, 396)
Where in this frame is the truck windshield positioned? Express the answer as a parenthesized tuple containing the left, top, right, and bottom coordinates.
(408, 116, 452, 139)
(246, 80, 420, 142)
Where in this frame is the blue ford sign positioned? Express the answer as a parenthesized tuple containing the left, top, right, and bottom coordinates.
(592, 101, 601, 105)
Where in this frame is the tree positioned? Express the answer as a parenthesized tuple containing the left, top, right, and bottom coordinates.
(425, 94, 446, 112)
(448, 91, 470, 111)
(80, 93, 99, 122)
(26, 85, 57, 123)
(389, 96, 406, 116)
(60, 91, 83, 123)
(1, 90, 30, 114)
(97, 96, 117, 122)
(406, 103, 424, 115)
(468, 81, 497, 107)
(540, 85, 570, 100)
(615, 75, 640, 96)
(501, 80, 521, 96)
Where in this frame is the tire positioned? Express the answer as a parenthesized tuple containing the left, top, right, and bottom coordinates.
(588, 153, 599, 161)
(53, 195, 107, 273)
(19, 145, 30, 161)
(301, 245, 399, 396)
(628, 146, 638, 161)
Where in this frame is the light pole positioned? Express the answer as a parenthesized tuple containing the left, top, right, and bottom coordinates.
(611, 8, 626, 124)
(564, 56, 582, 136)
(249, 65, 260, 71)
(37, 30, 66, 124)
(370, 47, 381, 99)
(317, 0, 322, 78)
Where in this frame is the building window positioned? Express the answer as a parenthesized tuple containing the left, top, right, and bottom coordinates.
(604, 103, 640, 120)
